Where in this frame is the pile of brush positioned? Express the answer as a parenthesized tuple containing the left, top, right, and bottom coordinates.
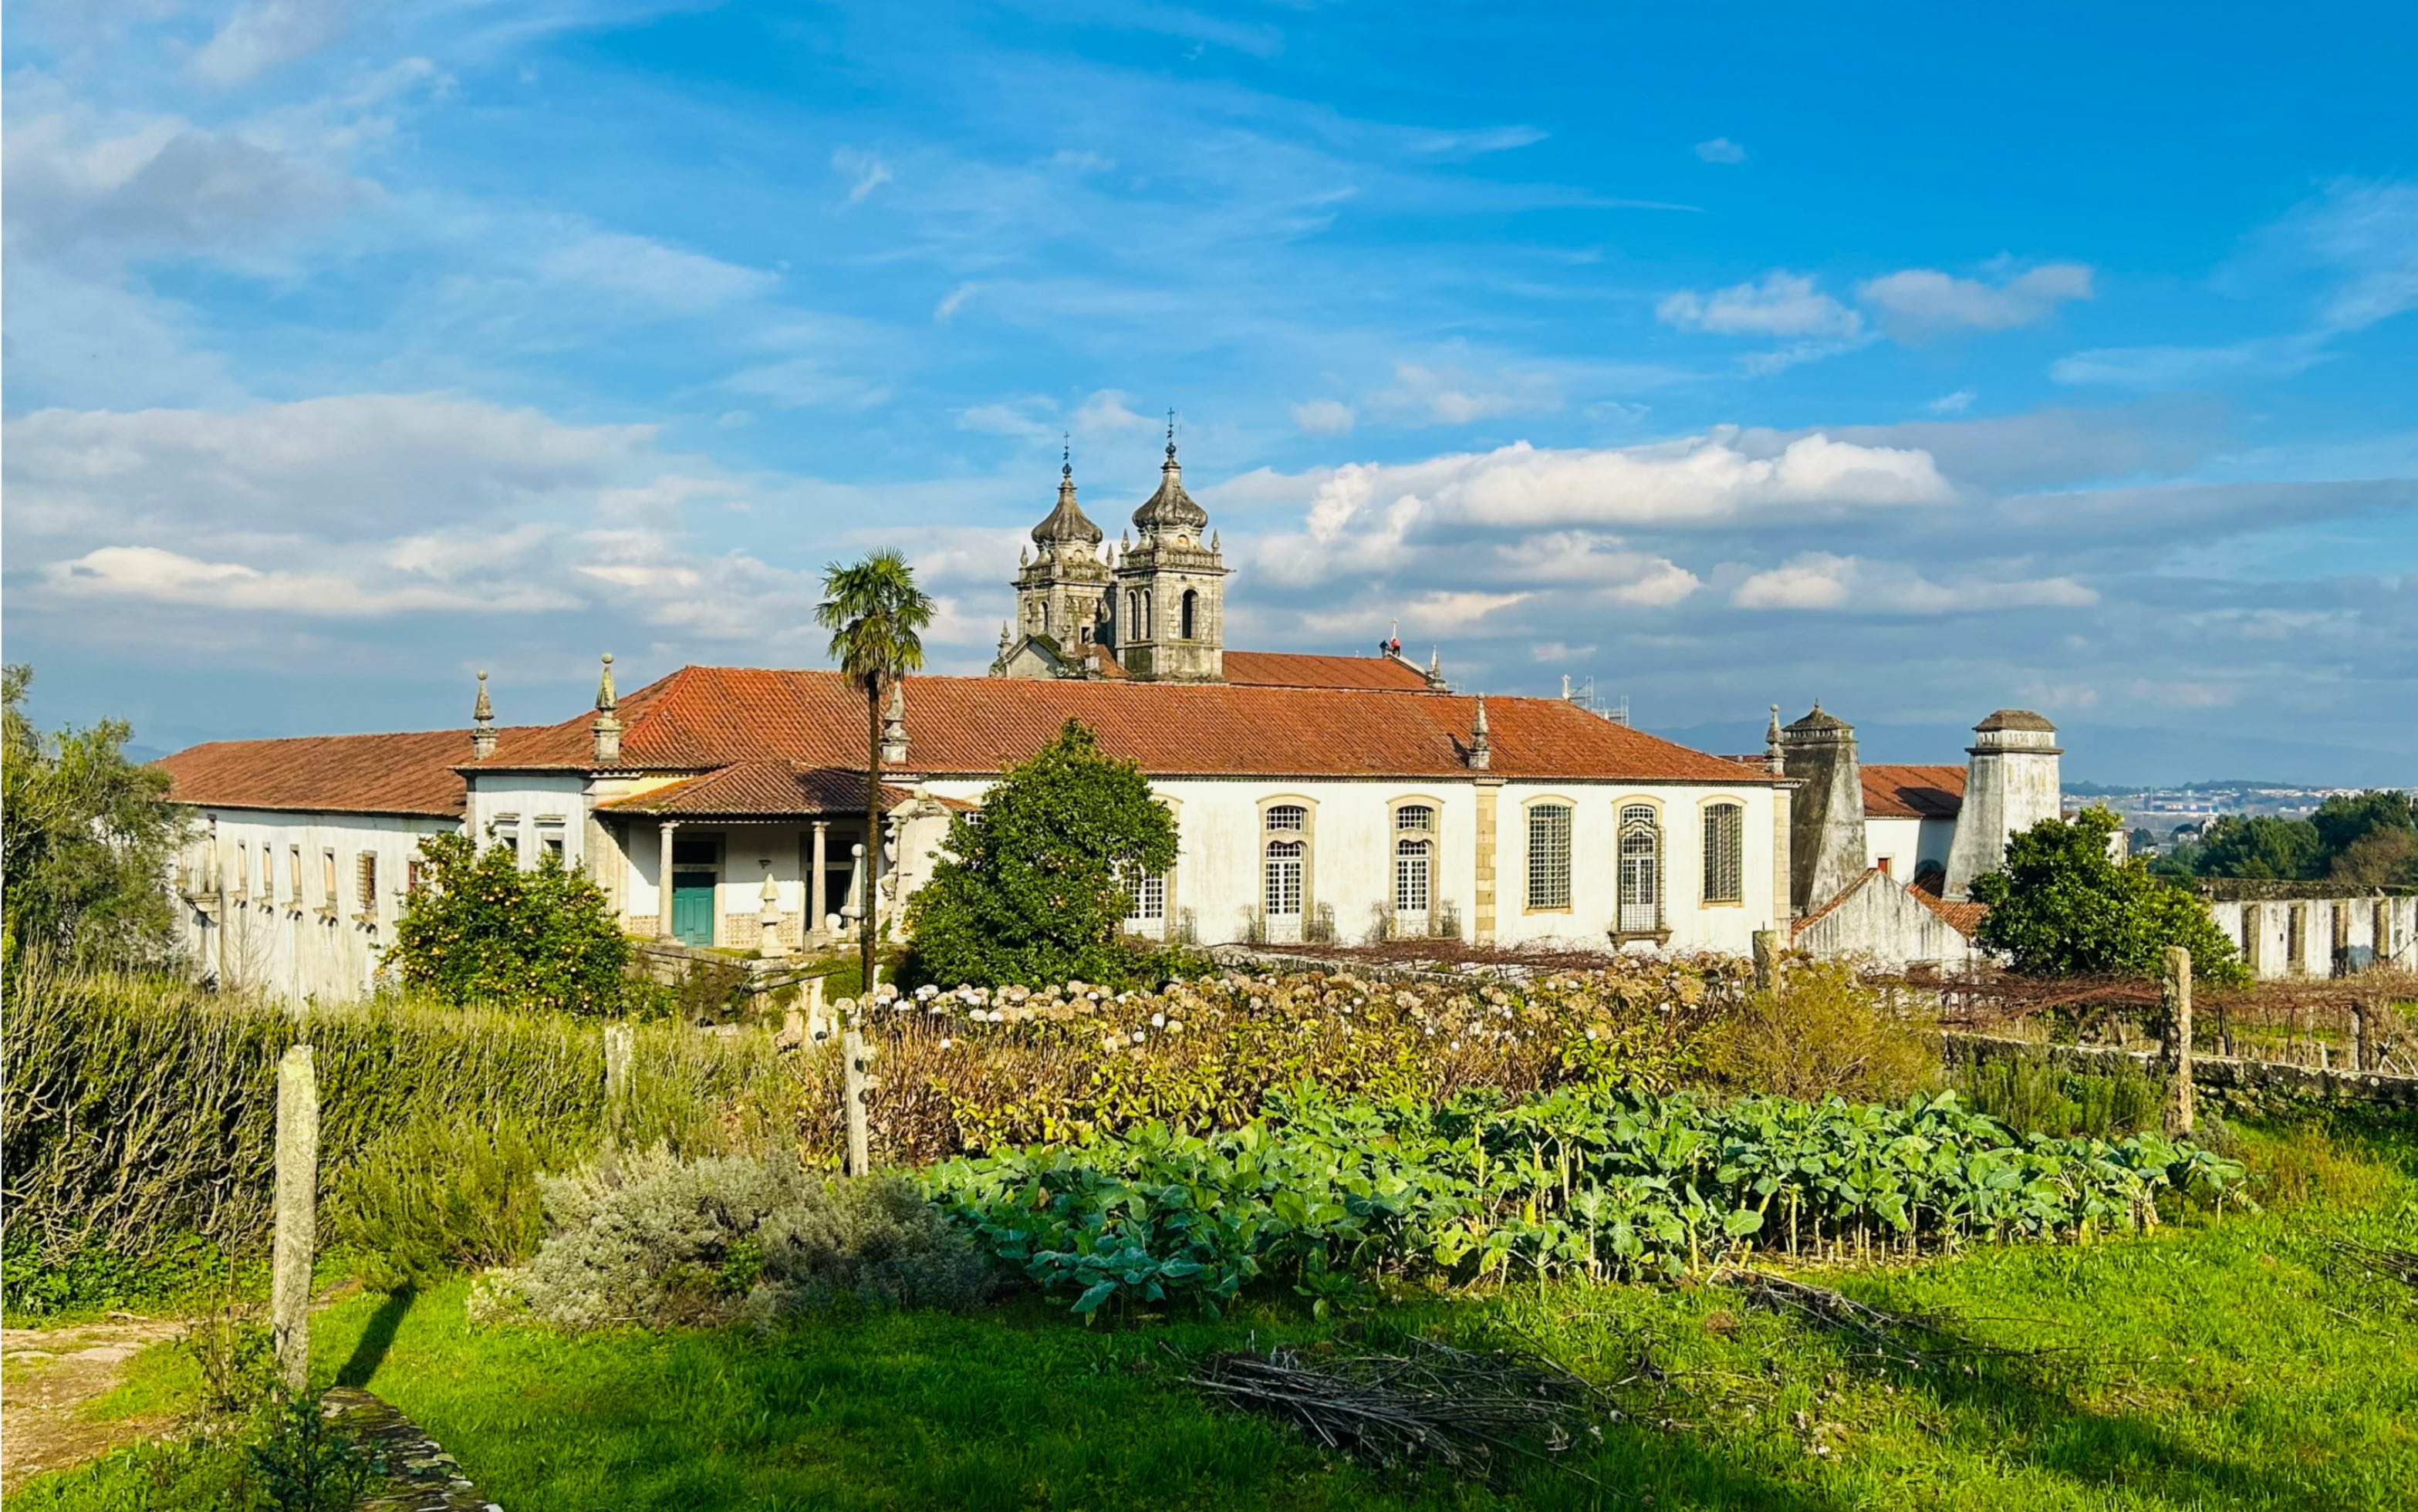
(1187, 1338, 1608, 1482)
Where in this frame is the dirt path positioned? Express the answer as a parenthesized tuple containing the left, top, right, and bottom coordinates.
(0, 1315, 187, 1495)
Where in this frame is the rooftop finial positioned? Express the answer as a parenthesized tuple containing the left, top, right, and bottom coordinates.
(470, 670, 497, 758)
(880, 677, 910, 765)
(1165, 407, 1177, 461)
(1467, 694, 1491, 771)
(590, 653, 623, 764)
(1765, 704, 1785, 775)
(1062, 430, 1072, 479)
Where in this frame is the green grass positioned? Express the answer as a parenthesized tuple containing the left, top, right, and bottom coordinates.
(27, 1115, 2418, 1511)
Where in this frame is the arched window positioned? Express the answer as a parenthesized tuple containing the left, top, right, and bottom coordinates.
(1038, 602, 1051, 636)
(1265, 839, 1305, 926)
(1140, 589, 1153, 640)
(1526, 803, 1572, 910)
(1396, 803, 1435, 834)
(1395, 836, 1431, 916)
(1701, 802, 1743, 904)
(1180, 589, 1198, 639)
(1619, 804, 1660, 933)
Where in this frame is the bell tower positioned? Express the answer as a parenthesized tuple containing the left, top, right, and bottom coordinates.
(1012, 441, 1113, 653)
(1108, 416, 1227, 682)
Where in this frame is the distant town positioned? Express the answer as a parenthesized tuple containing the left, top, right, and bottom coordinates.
(2068, 781, 2418, 854)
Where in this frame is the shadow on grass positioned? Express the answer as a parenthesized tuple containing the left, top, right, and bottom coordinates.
(1771, 1277, 2349, 1512)
(333, 1288, 414, 1389)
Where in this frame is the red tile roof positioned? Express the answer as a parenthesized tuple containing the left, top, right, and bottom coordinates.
(1220, 650, 1434, 691)
(597, 764, 960, 818)
(157, 728, 527, 818)
(1794, 866, 1987, 939)
(1907, 871, 1989, 935)
(1862, 763, 1965, 820)
(474, 667, 1778, 785)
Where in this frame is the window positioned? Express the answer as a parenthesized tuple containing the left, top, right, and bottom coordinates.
(491, 815, 521, 859)
(259, 845, 274, 899)
(1876, 855, 1893, 878)
(1122, 865, 1167, 923)
(1180, 589, 1197, 640)
(1265, 804, 1307, 832)
(356, 852, 378, 913)
(1395, 837, 1432, 915)
(1396, 803, 1435, 834)
(1619, 804, 1660, 933)
(1701, 802, 1743, 904)
(235, 842, 250, 898)
(1265, 839, 1305, 917)
(538, 819, 566, 863)
(288, 846, 302, 903)
(1526, 804, 1572, 910)
(406, 858, 424, 895)
(322, 850, 338, 906)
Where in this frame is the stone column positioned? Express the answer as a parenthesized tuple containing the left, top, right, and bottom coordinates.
(272, 1045, 318, 1393)
(655, 819, 680, 939)
(810, 822, 829, 943)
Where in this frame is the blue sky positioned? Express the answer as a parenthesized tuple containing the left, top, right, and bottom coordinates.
(5, 1, 2413, 781)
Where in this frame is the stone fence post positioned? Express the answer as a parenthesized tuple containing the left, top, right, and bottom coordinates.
(272, 1045, 318, 1393)
(603, 1022, 633, 1139)
(839, 1000, 875, 1177)
(2163, 947, 2193, 1136)
(1751, 930, 1779, 994)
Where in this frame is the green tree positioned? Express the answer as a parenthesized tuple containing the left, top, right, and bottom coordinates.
(2330, 825, 2418, 887)
(2, 665, 185, 965)
(903, 720, 1180, 988)
(815, 552, 936, 999)
(387, 832, 636, 1013)
(2308, 789, 2417, 881)
(2190, 814, 2322, 879)
(1971, 807, 2247, 984)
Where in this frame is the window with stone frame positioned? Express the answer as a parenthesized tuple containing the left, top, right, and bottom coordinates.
(1618, 804, 1661, 933)
(356, 852, 378, 914)
(1121, 862, 1167, 923)
(1526, 804, 1572, 910)
(1395, 837, 1432, 915)
(537, 818, 566, 863)
(1265, 803, 1307, 832)
(235, 842, 250, 898)
(321, 850, 338, 907)
(288, 846, 302, 904)
(1264, 839, 1305, 916)
(1700, 802, 1743, 904)
(258, 845, 274, 899)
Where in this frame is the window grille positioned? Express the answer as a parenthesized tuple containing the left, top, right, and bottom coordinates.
(1265, 804, 1307, 832)
(1396, 804, 1435, 834)
(356, 852, 379, 912)
(1395, 838, 1432, 915)
(1122, 865, 1167, 922)
(1701, 802, 1743, 903)
(1264, 839, 1305, 917)
(1618, 806, 1660, 933)
(1526, 805, 1572, 910)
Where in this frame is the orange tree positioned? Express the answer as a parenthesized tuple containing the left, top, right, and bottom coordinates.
(388, 833, 638, 1013)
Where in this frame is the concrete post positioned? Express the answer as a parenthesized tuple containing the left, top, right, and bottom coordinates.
(810, 822, 829, 943)
(1751, 930, 1780, 993)
(2163, 947, 2193, 1136)
(2350, 1002, 2368, 1074)
(603, 1021, 633, 1136)
(806, 974, 831, 1041)
(839, 999, 873, 1176)
(655, 820, 680, 939)
(272, 1045, 318, 1393)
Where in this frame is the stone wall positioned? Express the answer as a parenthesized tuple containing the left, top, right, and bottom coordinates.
(1944, 1031, 2418, 1112)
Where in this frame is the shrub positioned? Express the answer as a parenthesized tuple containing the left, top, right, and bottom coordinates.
(902, 721, 1179, 989)
(325, 1114, 562, 1292)
(1956, 1055, 2165, 1139)
(1971, 808, 2248, 984)
(1713, 960, 1940, 1102)
(487, 1148, 988, 1330)
(387, 831, 638, 1014)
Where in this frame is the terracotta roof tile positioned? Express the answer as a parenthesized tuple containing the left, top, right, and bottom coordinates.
(1862, 764, 1965, 820)
(477, 667, 1777, 785)
(1907, 870, 1989, 935)
(1220, 650, 1434, 691)
(157, 728, 532, 818)
(597, 764, 953, 818)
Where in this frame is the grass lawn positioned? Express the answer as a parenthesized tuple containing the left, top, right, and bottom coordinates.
(22, 1117, 2418, 1511)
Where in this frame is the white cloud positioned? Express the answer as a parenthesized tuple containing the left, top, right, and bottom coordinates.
(3, 394, 657, 541)
(43, 545, 578, 617)
(1731, 552, 2096, 614)
(1292, 398, 1355, 435)
(190, 0, 352, 88)
(1657, 272, 1862, 339)
(1302, 589, 1528, 636)
(832, 147, 893, 206)
(1694, 137, 1747, 164)
(934, 282, 978, 321)
(957, 396, 1059, 440)
(1927, 390, 1977, 415)
(1074, 389, 1152, 435)
(1412, 125, 1548, 159)
(1856, 262, 2093, 338)
(2048, 333, 2325, 386)
(537, 231, 777, 312)
(1530, 640, 1598, 662)
(1380, 362, 1559, 424)
(1490, 531, 1700, 604)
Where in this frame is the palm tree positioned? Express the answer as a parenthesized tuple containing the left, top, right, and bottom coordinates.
(814, 551, 935, 995)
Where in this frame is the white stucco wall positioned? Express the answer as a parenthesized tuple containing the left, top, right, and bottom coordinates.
(174, 808, 461, 1004)
(465, 775, 592, 868)
(1863, 815, 1956, 882)
(2207, 895, 2417, 980)
(1795, 874, 1977, 971)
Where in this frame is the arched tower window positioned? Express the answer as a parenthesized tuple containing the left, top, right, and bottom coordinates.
(1180, 589, 1198, 640)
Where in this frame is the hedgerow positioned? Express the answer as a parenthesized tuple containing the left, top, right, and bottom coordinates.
(927, 1086, 2247, 1319)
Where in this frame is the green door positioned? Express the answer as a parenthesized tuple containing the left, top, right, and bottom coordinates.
(671, 871, 717, 946)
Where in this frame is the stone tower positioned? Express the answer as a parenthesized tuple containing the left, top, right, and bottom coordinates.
(1778, 703, 1866, 916)
(1943, 709, 2062, 901)
(1108, 419, 1227, 682)
(1013, 447, 1113, 653)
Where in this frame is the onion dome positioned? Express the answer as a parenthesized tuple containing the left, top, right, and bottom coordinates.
(1032, 447, 1103, 548)
(1132, 419, 1209, 535)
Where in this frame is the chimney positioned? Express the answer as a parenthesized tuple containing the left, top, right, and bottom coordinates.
(470, 670, 497, 759)
(1942, 709, 2063, 900)
(1466, 694, 1491, 771)
(1778, 702, 1864, 915)
(880, 678, 910, 765)
(590, 653, 622, 766)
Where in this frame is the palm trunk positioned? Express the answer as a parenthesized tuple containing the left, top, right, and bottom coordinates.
(863, 674, 881, 998)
